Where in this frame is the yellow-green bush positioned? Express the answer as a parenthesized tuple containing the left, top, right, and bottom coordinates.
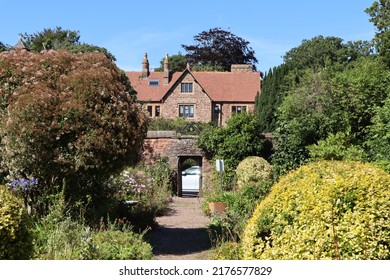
(236, 156, 272, 189)
(241, 161, 390, 260)
(0, 186, 33, 259)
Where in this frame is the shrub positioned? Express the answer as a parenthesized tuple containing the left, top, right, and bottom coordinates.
(206, 182, 271, 244)
(34, 190, 153, 260)
(241, 161, 390, 260)
(93, 226, 153, 260)
(106, 159, 173, 230)
(235, 156, 272, 189)
(0, 186, 34, 259)
(213, 241, 242, 260)
(33, 190, 96, 260)
(0, 50, 148, 212)
(197, 113, 272, 186)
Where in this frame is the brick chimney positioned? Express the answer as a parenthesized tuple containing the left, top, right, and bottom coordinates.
(231, 64, 253, 72)
(163, 53, 170, 84)
(142, 53, 150, 78)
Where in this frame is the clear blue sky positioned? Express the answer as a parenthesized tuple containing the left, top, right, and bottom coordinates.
(1, 0, 376, 73)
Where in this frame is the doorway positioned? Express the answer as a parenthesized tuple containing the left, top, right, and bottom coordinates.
(177, 155, 202, 197)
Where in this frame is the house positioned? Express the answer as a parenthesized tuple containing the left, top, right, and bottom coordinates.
(126, 53, 261, 125)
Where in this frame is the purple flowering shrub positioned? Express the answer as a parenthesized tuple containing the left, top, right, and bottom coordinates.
(8, 177, 39, 214)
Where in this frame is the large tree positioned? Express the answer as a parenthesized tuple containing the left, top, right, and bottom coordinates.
(182, 27, 258, 71)
(366, 0, 390, 66)
(21, 26, 116, 61)
(0, 49, 147, 204)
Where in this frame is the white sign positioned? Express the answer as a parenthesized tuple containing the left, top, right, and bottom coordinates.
(216, 159, 224, 172)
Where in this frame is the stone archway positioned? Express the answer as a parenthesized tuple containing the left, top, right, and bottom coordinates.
(143, 131, 212, 197)
(177, 155, 203, 197)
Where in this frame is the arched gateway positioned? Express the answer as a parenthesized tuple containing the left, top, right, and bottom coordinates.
(143, 131, 211, 197)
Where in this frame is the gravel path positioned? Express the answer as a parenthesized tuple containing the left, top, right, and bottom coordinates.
(148, 196, 212, 260)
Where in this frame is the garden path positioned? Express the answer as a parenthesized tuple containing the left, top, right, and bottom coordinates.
(148, 196, 212, 260)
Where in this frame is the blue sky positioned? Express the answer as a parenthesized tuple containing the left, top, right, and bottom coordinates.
(1, 0, 376, 73)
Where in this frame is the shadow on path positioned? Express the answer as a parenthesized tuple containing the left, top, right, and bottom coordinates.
(149, 226, 212, 256)
(146, 197, 212, 259)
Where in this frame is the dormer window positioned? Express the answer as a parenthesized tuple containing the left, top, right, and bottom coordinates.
(148, 80, 160, 86)
(181, 83, 193, 93)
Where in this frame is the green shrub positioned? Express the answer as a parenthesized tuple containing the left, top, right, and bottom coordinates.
(33, 190, 96, 260)
(241, 161, 390, 260)
(0, 186, 34, 259)
(213, 241, 242, 260)
(235, 156, 272, 189)
(93, 226, 153, 260)
(308, 131, 365, 161)
(107, 159, 173, 230)
(207, 182, 272, 245)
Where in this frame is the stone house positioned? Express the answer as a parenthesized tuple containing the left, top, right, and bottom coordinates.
(126, 53, 261, 125)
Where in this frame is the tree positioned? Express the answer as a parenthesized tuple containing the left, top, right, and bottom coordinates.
(154, 53, 187, 72)
(21, 26, 116, 61)
(255, 63, 291, 132)
(197, 113, 271, 185)
(182, 27, 258, 71)
(283, 36, 360, 71)
(0, 50, 148, 209)
(0, 42, 9, 52)
(366, 0, 390, 66)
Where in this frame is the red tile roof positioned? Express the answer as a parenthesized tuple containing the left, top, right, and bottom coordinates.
(126, 70, 260, 103)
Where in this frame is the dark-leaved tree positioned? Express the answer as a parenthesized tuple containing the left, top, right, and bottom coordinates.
(182, 27, 258, 71)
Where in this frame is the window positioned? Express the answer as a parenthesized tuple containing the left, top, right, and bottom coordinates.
(231, 105, 247, 114)
(179, 105, 194, 118)
(147, 106, 153, 117)
(181, 83, 193, 93)
(148, 80, 159, 86)
(155, 106, 160, 117)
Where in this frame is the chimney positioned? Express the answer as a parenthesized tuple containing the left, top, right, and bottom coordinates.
(163, 53, 170, 84)
(231, 64, 253, 72)
(142, 53, 149, 78)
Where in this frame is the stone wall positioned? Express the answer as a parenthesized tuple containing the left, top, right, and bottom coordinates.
(143, 131, 212, 195)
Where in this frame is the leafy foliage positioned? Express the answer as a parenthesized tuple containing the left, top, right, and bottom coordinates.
(0, 50, 148, 214)
(271, 57, 390, 177)
(242, 161, 390, 260)
(182, 27, 258, 71)
(106, 159, 173, 230)
(20, 27, 116, 61)
(92, 227, 153, 260)
(154, 53, 187, 72)
(34, 189, 153, 260)
(197, 113, 271, 186)
(366, 0, 390, 66)
(367, 96, 390, 171)
(0, 186, 34, 259)
(308, 131, 365, 161)
(255, 63, 291, 132)
(235, 156, 272, 189)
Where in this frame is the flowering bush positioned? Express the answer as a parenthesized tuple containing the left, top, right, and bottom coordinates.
(9, 177, 39, 214)
(107, 160, 173, 230)
(0, 50, 148, 218)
